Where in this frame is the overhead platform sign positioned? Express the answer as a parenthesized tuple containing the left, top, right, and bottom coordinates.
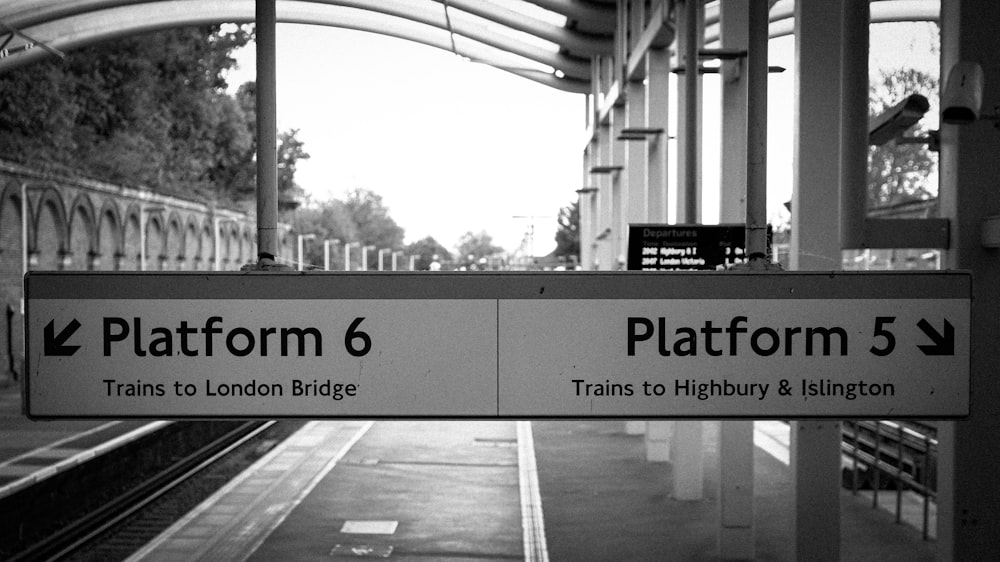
(25, 271, 970, 419)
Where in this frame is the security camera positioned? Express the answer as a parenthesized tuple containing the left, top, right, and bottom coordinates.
(869, 93, 930, 146)
(942, 61, 984, 125)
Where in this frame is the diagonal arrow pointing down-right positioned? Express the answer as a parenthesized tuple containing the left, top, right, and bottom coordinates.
(917, 318, 954, 356)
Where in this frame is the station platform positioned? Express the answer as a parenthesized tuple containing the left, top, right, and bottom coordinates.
(0, 381, 159, 499)
(129, 418, 937, 561)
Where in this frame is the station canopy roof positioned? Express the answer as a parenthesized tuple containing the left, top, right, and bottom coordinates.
(0, 1, 938, 93)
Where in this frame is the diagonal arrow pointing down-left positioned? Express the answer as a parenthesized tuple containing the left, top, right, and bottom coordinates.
(44, 319, 81, 356)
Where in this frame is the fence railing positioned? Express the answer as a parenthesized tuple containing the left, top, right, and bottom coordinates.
(841, 420, 937, 540)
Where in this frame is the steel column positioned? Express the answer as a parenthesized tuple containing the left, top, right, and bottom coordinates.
(718, 2, 755, 558)
(937, 0, 1000, 559)
(791, 1, 847, 560)
(256, 0, 279, 262)
(646, 47, 670, 223)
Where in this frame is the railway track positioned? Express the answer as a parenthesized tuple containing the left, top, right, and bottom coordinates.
(7, 420, 305, 561)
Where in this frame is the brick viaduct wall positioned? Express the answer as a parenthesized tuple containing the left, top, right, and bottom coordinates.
(0, 160, 296, 385)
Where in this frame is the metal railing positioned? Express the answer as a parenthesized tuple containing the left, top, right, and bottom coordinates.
(842, 420, 937, 540)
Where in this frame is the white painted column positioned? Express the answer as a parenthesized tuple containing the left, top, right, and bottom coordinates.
(646, 48, 670, 224)
(670, 0, 705, 503)
(611, 104, 626, 269)
(626, 81, 648, 231)
(597, 119, 614, 270)
(792, 1, 846, 560)
(718, 1, 754, 558)
(644, 45, 673, 460)
(579, 141, 596, 270)
(937, 1, 1000, 559)
(676, 0, 704, 225)
(645, 418, 672, 462)
(623, 76, 647, 437)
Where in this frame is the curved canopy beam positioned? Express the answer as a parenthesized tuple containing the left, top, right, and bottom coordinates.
(0, 1, 592, 92)
(525, 0, 616, 31)
(428, 0, 612, 57)
(0, 0, 603, 72)
(704, 0, 939, 45)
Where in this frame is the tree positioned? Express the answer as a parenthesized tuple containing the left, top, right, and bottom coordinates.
(554, 200, 580, 261)
(291, 198, 358, 268)
(0, 24, 308, 210)
(868, 56, 939, 210)
(405, 236, 453, 270)
(455, 231, 504, 268)
(278, 129, 309, 210)
(290, 189, 407, 270)
(342, 188, 406, 250)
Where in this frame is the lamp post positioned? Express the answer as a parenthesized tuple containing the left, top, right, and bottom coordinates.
(344, 242, 358, 271)
(324, 238, 341, 271)
(297, 234, 317, 271)
(361, 245, 376, 271)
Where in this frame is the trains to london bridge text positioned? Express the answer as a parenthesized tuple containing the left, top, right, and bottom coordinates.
(102, 378, 359, 400)
(102, 316, 372, 358)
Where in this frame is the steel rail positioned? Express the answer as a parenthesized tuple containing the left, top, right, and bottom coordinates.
(8, 420, 275, 562)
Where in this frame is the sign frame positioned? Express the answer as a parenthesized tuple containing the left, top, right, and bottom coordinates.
(24, 271, 971, 420)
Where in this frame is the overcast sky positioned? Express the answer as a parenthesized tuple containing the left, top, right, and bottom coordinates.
(226, 21, 938, 257)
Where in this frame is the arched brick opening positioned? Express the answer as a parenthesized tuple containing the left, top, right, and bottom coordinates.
(184, 217, 199, 270)
(165, 212, 183, 270)
(145, 214, 164, 271)
(67, 193, 96, 270)
(97, 200, 122, 271)
(0, 182, 25, 383)
(33, 187, 67, 271)
(122, 206, 141, 271)
(201, 221, 214, 270)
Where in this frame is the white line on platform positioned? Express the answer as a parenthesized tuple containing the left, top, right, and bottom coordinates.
(517, 420, 549, 562)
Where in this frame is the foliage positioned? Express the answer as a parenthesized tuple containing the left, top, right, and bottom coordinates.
(455, 231, 504, 268)
(342, 188, 406, 251)
(291, 188, 405, 269)
(554, 200, 580, 260)
(0, 24, 307, 209)
(405, 236, 453, 271)
(867, 69, 939, 210)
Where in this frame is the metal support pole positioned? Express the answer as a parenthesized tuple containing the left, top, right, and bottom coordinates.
(256, 0, 279, 262)
(840, 0, 869, 250)
(682, 0, 700, 224)
(20, 183, 28, 313)
(791, 2, 846, 559)
(672, 0, 705, 503)
(718, 5, 756, 557)
(934, 3, 1000, 556)
(297, 234, 314, 271)
(745, 0, 768, 258)
(646, 48, 669, 223)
